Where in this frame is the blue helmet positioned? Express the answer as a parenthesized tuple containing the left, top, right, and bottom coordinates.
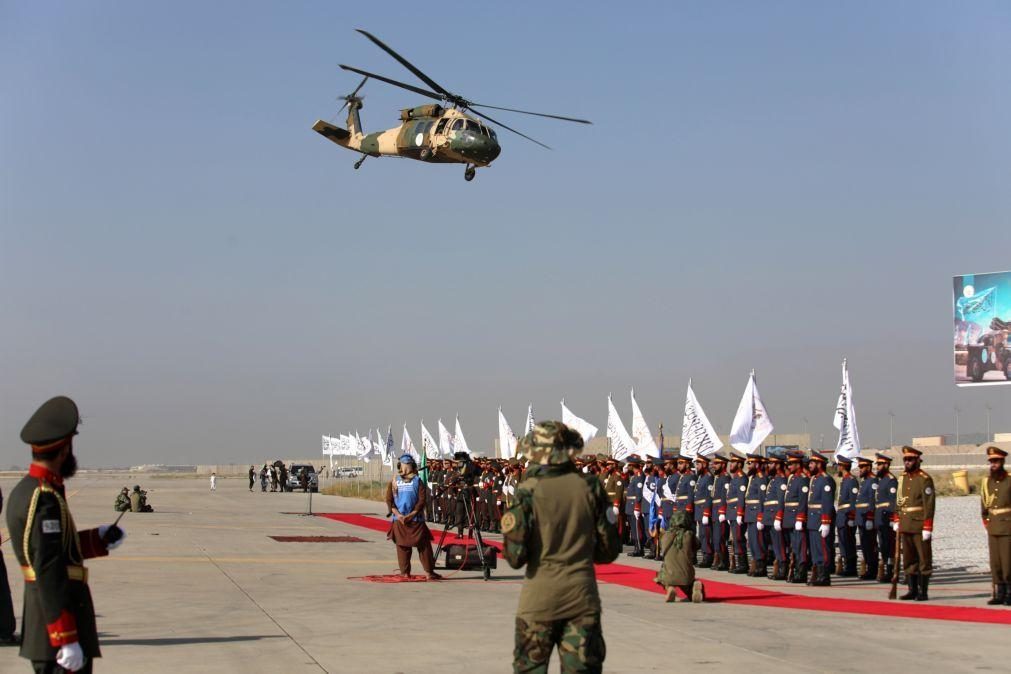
(399, 453, 416, 465)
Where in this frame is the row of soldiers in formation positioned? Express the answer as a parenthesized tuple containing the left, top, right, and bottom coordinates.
(408, 443, 1011, 606)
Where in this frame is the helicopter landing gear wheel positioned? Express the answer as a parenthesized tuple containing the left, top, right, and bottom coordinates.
(464, 166, 476, 182)
(354, 156, 367, 170)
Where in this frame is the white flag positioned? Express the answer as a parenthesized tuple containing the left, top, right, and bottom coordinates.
(730, 371, 775, 454)
(356, 432, 372, 463)
(383, 426, 395, 466)
(322, 435, 332, 456)
(630, 389, 661, 459)
(421, 421, 441, 460)
(524, 404, 535, 436)
(401, 423, 418, 460)
(681, 380, 723, 459)
(606, 394, 636, 461)
(498, 407, 518, 459)
(454, 416, 471, 456)
(833, 359, 861, 460)
(438, 419, 455, 458)
(561, 399, 599, 443)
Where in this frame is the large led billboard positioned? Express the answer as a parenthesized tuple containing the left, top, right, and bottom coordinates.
(954, 270, 1011, 385)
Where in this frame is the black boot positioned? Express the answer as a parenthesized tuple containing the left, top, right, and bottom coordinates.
(880, 563, 893, 584)
(807, 565, 820, 586)
(987, 583, 1006, 605)
(711, 552, 728, 571)
(842, 557, 858, 577)
(698, 554, 713, 568)
(916, 575, 929, 601)
(860, 563, 878, 581)
(791, 563, 809, 584)
(731, 553, 749, 574)
(816, 564, 832, 586)
(900, 574, 919, 600)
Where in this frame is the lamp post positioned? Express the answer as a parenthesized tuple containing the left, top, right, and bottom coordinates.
(986, 403, 992, 442)
(954, 406, 961, 448)
(888, 410, 895, 449)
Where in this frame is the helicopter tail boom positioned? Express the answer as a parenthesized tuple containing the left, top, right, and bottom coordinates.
(312, 120, 352, 146)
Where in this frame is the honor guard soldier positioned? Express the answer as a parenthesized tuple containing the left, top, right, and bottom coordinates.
(743, 451, 768, 577)
(602, 459, 624, 540)
(672, 455, 694, 518)
(710, 455, 731, 570)
(806, 451, 836, 586)
(854, 456, 879, 580)
(783, 450, 810, 583)
(893, 446, 935, 601)
(692, 455, 714, 567)
(834, 456, 859, 577)
(726, 453, 749, 574)
(764, 452, 789, 580)
(624, 457, 646, 556)
(874, 453, 898, 582)
(659, 458, 679, 532)
(981, 446, 1011, 605)
(7, 396, 127, 673)
(642, 462, 661, 559)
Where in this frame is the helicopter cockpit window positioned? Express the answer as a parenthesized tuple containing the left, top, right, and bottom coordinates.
(465, 121, 480, 133)
(451, 119, 465, 131)
(435, 119, 447, 134)
(488, 127, 498, 140)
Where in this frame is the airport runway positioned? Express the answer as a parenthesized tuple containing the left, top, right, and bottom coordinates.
(0, 474, 1006, 673)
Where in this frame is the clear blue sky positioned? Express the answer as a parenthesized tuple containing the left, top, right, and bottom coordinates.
(3, 2, 1010, 465)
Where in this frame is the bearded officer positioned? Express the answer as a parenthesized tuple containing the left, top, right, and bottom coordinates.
(502, 421, 620, 674)
(893, 446, 935, 601)
(7, 396, 126, 673)
(981, 446, 1011, 605)
(854, 456, 879, 580)
(874, 453, 898, 582)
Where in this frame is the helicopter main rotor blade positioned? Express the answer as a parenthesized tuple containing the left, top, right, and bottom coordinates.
(469, 103, 591, 125)
(339, 65, 442, 102)
(467, 108, 551, 150)
(356, 29, 452, 97)
(349, 76, 369, 99)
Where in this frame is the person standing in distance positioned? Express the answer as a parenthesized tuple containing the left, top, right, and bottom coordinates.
(981, 446, 1011, 605)
(502, 421, 620, 674)
(7, 396, 126, 673)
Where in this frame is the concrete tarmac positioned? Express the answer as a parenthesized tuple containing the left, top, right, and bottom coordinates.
(0, 474, 1006, 673)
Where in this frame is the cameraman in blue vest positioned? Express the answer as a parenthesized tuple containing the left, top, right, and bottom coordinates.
(385, 454, 443, 580)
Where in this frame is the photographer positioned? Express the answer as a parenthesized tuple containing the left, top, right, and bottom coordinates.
(448, 451, 479, 538)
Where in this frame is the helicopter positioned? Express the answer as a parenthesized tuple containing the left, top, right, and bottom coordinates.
(312, 29, 591, 181)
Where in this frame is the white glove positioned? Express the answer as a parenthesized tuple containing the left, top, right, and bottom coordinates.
(795, 521, 804, 531)
(98, 525, 126, 550)
(922, 530, 932, 541)
(865, 520, 874, 531)
(756, 521, 764, 531)
(819, 524, 830, 538)
(634, 510, 642, 519)
(847, 519, 856, 528)
(736, 515, 743, 526)
(56, 643, 85, 672)
(702, 515, 710, 525)
(891, 521, 899, 532)
(773, 519, 782, 531)
(611, 506, 619, 518)
(718, 513, 726, 523)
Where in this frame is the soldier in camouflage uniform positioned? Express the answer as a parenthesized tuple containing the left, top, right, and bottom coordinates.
(502, 421, 620, 674)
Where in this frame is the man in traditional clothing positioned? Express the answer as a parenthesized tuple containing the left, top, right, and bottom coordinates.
(385, 454, 442, 580)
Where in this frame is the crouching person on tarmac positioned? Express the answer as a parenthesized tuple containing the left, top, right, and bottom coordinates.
(502, 421, 620, 674)
(655, 510, 705, 603)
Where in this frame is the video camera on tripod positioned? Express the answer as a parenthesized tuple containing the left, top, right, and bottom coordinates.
(432, 452, 497, 580)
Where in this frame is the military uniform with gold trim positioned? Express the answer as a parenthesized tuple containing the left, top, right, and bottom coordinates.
(893, 446, 935, 601)
(981, 446, 1011, 605)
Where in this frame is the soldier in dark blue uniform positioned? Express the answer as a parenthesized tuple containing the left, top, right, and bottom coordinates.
(710, 455, 730, 571)
(874, 452, 898, 583)
(642, 461, 661, 559)
(673, 455, 695, 519)
(764, 452, 789, 580)
(834, 456, 859, 577)
(743, 451, 769, 577)
(624, 457, 646, 556)
(659, 457, 680, 531)
(692, 455, 714, 567)
(854, 456, 879, 580)
(782, 450, 810, 583)
(726, 453, 749, 574)
(806, 452, 836, 586)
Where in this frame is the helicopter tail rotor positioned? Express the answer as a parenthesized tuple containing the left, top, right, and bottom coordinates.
(336, 76, 369, 115)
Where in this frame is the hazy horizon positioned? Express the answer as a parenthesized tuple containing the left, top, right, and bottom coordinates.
(4, 3, 1011, 466)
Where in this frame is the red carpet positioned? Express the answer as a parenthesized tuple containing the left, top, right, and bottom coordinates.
(316, 513, 1011, 625)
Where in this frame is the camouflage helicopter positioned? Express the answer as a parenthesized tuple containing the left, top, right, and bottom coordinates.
(312, 30, 591, 182)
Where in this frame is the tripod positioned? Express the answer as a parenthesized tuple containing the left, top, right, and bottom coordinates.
(432, 486, 492, 580)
